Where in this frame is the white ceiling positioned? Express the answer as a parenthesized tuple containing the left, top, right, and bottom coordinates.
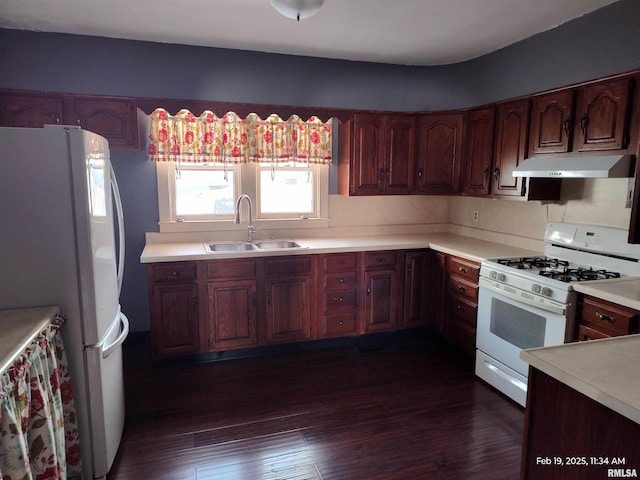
(0, 0, 621, 66)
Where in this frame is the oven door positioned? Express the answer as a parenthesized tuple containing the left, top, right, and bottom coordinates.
(476, 277, 570, 378)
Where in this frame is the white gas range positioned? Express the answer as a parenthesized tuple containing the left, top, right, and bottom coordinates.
(475, 223, 640, 407)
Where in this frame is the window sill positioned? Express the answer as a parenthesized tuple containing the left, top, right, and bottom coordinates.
(158, 217, 330, 234)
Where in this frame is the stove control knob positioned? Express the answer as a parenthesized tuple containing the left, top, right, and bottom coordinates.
(541, 287, 553, 297)
(489, 271, 497, 279)
(532, 284, 541, 294)
(497, 273, 506, 282)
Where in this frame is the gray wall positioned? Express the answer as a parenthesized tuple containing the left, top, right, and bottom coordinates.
(1, 0, 639, 332)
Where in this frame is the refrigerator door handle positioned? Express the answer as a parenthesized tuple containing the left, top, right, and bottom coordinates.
(110, 163, 125, 296)
(100, 310, 130, 359)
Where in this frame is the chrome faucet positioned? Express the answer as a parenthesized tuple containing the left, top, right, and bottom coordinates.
(234, 194, 255, 242)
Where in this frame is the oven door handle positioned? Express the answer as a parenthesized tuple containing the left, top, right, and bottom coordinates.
(479, 277, 567, 315)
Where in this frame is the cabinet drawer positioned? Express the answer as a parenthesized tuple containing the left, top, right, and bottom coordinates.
(578, 324, 612, 342)
(323, 272, 358, 290)
(580, 297, 638, 336)
(265, 256, 312, 276)
(323, 253, 359, 272)
(152, 262, 197, 283)
(323, 289, 357, 313)
(448, 295, 478, 328)
(448, 276, 478, 301)
(321, 313, 358, 337)
(364, 251, 399, 269)
(207, 259, 257, 279)
(448, 256, 480, 282)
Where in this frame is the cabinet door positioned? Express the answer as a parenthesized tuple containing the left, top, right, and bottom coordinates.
(351, 114, 385, 195)
(529, 90, 575, 154)
(363, 269, 399, 333)
(265, 275, 312, 343)
(492, 100, 530, 197)
(574, 78, 631, 152)
(207, 279, 257, 350)
(462, 107, 495, 196)
(151, 284, 199, 357)
(69, 96, 140, 150)
(403, 251, 429, 328)
(416, 113, 464, 194)
(384, 115, 415, 194)
(426, 250, 447, 334)
(0, 93, 64, 127)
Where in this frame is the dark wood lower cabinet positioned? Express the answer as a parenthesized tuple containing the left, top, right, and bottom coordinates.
(521, 369, 640, 480)
(148, 249, 480, 358)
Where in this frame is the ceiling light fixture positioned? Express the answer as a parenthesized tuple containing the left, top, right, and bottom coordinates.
(271, 0, 325, 21)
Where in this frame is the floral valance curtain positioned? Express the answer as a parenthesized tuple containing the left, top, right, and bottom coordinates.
(148, 108, 333, 165)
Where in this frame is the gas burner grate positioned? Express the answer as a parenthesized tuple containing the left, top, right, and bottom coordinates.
(539, 268, 621, 283)
(498, 256, 570, 270)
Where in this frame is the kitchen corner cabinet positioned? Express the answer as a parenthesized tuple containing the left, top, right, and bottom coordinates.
(362, 251, 402, 333)
(415, 113, 464, 194)
(345, 113, 415, 195)
(264, 256, 313, 344)
(403, 250, 430, 328)
(205, 259, 259, 351)
(148, 262, 199, 358)
(492, 100, 530, 197)
(443, 255, 480, 356)
(462, 107, 495, 196)
(576, 295, 639, 341)
(0, 89, 140, 150)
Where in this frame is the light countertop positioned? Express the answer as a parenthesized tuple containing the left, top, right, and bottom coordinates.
(140, 232, 542, 264)
(0, 306, 59, 377)
(571, 277, 640, 311)
(521, 334, 640, 424)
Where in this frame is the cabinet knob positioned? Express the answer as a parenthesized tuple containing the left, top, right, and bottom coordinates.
(170, 271, 180, 277)
(493, 168, 500, 181)
(338, 320, 345, 326)
(334, 296, 344, 302)
(338, 278, 345, 284)
(457, 304, 465, 312)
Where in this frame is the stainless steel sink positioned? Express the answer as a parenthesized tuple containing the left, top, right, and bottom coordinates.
(204, 241, 258, 253)
(253, 240, 305, 250)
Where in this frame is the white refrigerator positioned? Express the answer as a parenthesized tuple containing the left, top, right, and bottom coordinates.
(0, 125, 129, 479)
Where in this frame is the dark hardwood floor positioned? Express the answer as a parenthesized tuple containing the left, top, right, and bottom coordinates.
(108, 331, 524, 479)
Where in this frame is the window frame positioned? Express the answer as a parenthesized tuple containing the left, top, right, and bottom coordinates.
(155, 161, 329, 233)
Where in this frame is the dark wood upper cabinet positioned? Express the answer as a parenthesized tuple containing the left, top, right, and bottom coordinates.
(385, 115, 416, 194)
(0, 89, 139, 150)
(573, 77, 632, 152)
(68, 96, 140, 150)
(0, 93, 64, 127)
(492, 100, 530, 197)
(462, 107, 495, 196)
(348, 113, 414, 195)
(415, 113, 464, 194)
(529, 90, 575, 154)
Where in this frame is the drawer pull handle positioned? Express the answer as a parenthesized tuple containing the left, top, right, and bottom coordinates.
(459, 266, 468, 273)
(596, 311, 615, 323)
(334, 296, 344, 302)
(170, 271, 180, 276)
(457, 285, 466, 292)
(457, 305, 465, 312)
(377, 258, 386, 263)
(338, 278, 345, 284)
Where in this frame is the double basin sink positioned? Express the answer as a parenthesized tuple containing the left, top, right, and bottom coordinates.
(205, 240, 306, 253)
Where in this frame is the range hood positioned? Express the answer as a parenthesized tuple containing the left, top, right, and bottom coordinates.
(512, 154, 633, 178)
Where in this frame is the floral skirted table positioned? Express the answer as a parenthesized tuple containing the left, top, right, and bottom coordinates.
(0, 306, 82, 480)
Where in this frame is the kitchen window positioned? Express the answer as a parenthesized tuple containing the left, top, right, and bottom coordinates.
(149, 109, 332, 232)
